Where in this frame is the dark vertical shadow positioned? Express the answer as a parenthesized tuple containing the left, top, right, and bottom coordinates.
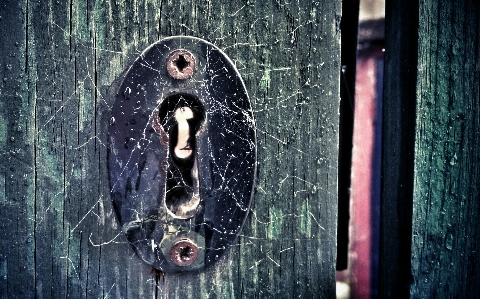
(380, 0, 418, 297)
(337, 0, 360, 271)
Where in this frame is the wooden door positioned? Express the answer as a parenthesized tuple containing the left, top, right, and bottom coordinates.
(0, 0, 340, 298)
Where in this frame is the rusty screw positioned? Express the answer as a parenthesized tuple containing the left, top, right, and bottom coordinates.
(169, 239, 199, 267)
(166, 49, 196, 80)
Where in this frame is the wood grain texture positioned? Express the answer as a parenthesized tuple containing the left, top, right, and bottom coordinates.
(0, 1, 36, 298)
(0, 0, 340, 298)
(411, 0, 480, 297)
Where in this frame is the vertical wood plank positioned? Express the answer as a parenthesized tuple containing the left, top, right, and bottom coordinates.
(382, 0, 480, 297)
(1, 0, 340, 298)
(0, 1, 35, 298)
(411, 0, 480, 297)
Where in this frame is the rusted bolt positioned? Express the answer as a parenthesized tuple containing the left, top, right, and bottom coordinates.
(166, 49, 196, 80)
(169, 239, 199, 266)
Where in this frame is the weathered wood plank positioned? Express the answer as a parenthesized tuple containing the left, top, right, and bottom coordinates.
(0, 1, 35, 298)
(382, 0, 480, 297)
(1, 0, 340, 298)
(411, 0, 480, 297)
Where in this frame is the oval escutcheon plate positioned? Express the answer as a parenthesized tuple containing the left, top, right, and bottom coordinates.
(108, 36, 256, 272)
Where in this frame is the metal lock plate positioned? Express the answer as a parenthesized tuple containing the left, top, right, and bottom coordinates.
(108, 36, 256, 272)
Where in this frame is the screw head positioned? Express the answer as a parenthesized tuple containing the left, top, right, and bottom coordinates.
(169, 239, 199, 267)
(166, 49, 196, 80)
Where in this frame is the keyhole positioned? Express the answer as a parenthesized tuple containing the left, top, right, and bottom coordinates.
(173, 107, 194, 159)
(158, 94, 205, 219)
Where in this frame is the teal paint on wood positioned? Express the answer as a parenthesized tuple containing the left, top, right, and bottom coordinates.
(0, 0, 36, 298)
(0, 0, 340, 297)
(412, 0, 480, 297)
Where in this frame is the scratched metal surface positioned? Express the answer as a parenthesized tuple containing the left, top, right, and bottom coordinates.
(0, 0, 340, 298)
(108, 37, 256, 273)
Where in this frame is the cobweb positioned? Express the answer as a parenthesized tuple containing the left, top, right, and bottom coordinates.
(29, 1, 339, 297)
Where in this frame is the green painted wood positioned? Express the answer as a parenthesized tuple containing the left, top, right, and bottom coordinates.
(0, 1, 36, 298)
(411, 0, 480, 297)
(382, 1, 480, 297)
(0, 0, 340, 298)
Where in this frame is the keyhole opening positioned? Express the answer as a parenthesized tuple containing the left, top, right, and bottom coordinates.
(173, 107, 194, 159)
(158, 94, 205, 219)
